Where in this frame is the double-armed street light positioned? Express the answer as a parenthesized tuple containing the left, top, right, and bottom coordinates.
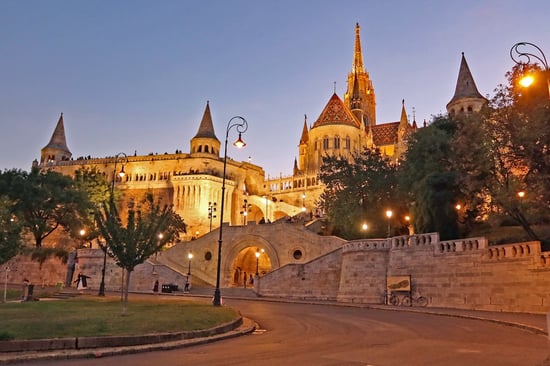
(213, 116, 248, 306)
(99, 152, 128, 297)
(510, 42, 550, 100)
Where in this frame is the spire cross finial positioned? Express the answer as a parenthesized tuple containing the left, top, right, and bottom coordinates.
(333, 81, 337, 93)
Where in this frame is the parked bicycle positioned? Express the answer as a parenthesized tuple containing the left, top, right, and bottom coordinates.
(382, 290, 428, 307)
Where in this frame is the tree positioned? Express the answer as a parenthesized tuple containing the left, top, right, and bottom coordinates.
(0, 196, 22, 265)
(95, 193, 186, 314)
(0, 168, 91, 248)
(398, 116, 460, 239)
(72, 167, 111, 245)
(451, 66, 550, 242)
(318, 148, 400, 239)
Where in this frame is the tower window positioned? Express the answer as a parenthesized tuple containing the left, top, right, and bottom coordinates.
(323, 137, 329, 150)
(334, 136, 340, 149)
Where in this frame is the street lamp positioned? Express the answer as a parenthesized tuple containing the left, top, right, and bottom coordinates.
(255, 249, 260, 276)
(79, 228, 86, 248)
(301, 193, 306, 212)
(510, 42, 550, 100)
(208, 202, 217, 232)
(99, 152, 128, 297)
(385, 210, 393, 238)
(187, 252, 193, 275)
(213, 116, 248, 306)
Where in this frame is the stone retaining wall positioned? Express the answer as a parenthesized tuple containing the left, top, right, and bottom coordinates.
(256, 233, 550, 313)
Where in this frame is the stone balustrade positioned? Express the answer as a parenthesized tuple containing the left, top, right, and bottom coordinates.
(342, 239, 390, 253)
(436, 237, 488, 255)
(484, 241, 540, 260)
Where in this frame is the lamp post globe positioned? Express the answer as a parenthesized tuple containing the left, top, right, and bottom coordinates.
(213, 116, 248, 306)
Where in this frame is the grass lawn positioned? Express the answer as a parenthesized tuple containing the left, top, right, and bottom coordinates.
(0, 296, 239, 340)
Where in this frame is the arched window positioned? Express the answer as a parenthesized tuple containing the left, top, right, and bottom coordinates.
(345, 136, 350, 149)
(334, 136, 340, 149)
(323, 136, 329, 150)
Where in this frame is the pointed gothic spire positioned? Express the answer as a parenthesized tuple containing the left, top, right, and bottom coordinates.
(299, 114, 309, 145)
(352, 22, 365, 74)
(193, 101, 219, 140)
(400, 99, 408, 123)
(43, 113, 71, 154)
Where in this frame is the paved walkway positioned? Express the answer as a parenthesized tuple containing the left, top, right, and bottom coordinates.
(1, 288, 549, 364)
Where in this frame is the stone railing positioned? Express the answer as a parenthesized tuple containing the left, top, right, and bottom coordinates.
(484, 241, 540, 261)
(391, 233, 439, 249)
(343, 239, 391, 253)
(436, 237, 488, 255)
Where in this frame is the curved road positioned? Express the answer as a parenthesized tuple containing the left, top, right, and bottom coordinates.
(31, 298, 549, 366)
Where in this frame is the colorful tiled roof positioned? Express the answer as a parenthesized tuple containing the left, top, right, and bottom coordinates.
(312, 93, 361, 129)
(372, 122, 400, 146)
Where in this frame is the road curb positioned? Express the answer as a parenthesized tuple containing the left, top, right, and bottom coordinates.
(0, 317, 256, 365)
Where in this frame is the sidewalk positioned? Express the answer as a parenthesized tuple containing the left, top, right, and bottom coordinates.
(1, 289, 548, 364)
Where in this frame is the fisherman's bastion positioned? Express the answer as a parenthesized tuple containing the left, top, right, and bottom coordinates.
(5, 24, 550, 314)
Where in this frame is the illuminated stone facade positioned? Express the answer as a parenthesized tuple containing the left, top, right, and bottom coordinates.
(36, 24, 485, 239)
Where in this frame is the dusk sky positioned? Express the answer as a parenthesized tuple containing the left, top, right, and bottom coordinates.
(1, 1, 549, 177)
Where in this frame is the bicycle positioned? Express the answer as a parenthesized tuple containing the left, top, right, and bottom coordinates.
(382, 291, 401, 306)
(400, 292, 428, 307)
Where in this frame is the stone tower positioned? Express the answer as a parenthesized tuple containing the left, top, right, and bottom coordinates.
(40, 113, 72, 165)
(446, 52, 487, 115)
(190, 101, 221, 157)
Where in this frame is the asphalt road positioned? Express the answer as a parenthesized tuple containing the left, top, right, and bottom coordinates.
(28, 298, 550, 366)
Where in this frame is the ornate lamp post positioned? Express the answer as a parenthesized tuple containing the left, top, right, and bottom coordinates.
(99, 152, 128, 297)
(208, 202, 217, 232)
(385, 209, 393, 238)
(510, 42, 550, 100)
(301, 193, 306, 212)
(187, 252, 193, 275)
(213, 116, 248, 306)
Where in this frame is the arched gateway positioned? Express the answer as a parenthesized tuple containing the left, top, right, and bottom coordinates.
(149, 221, 345, 289)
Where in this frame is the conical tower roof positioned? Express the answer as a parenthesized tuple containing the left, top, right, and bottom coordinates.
(312, 93, 361, 129)
(447, 53, 485, 106)
(193, 101, 219, 141)
(42, 113, 71, 154)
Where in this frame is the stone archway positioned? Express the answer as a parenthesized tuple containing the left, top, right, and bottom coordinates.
(224, 234, 278, 288)
(229, 247, 273, 287)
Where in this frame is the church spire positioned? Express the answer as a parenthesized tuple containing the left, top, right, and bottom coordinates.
(299, 114, 309, 145)
(352, 22, 365, 74)
(40, 113, 72, 164)
(344, 23, 376, 126)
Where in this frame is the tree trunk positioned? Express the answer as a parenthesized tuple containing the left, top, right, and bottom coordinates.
(121, 268, 132, 315)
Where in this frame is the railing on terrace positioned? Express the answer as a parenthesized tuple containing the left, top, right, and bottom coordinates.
(391, 233, 439, 249)
(484, 241, 540, 260)
(343, 239, 391, 252)
(436, 237, 488, 254)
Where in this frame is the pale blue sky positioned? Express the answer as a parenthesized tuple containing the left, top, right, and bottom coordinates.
(1, 1, 549, 176)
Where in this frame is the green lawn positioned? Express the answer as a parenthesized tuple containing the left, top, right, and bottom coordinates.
(0, 296, 238, 340)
